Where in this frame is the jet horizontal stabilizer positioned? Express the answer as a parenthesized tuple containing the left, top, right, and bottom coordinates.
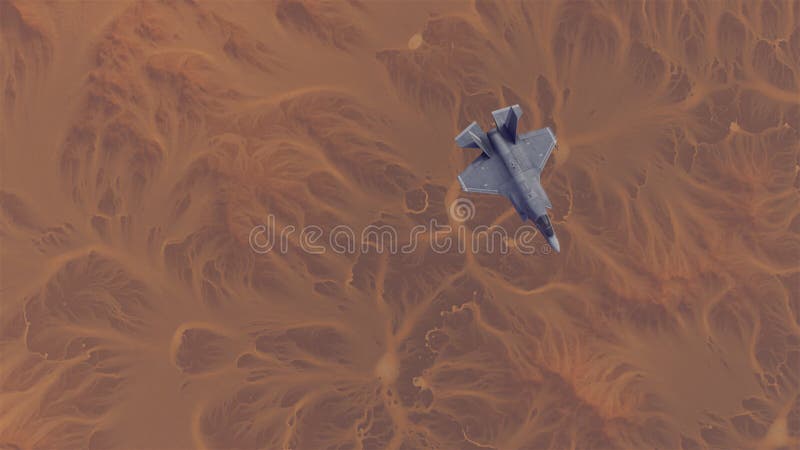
(455, 121, 493, 157)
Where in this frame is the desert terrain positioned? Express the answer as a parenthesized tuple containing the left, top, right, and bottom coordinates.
(1, 0, 799, 449)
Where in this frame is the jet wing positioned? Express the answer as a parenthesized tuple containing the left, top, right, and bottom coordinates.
(458, 153, 511, 195)
(516, 127, 557, 172)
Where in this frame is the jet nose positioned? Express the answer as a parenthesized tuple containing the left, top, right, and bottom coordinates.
(546, 235, 560, 254)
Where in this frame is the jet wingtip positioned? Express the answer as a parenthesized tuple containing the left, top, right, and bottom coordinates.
(545, 126, 557, 144)
(457, 175, 468, 191)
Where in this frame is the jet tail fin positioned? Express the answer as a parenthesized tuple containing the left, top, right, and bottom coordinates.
(492, 105, 523, 143)
(455, 122, 493, 157)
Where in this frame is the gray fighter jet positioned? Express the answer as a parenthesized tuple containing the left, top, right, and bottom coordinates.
(455, 105, 560, 253)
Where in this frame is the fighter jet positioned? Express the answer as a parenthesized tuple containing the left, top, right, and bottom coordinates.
(455, 105, 560, 253)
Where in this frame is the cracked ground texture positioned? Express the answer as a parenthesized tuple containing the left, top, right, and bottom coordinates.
(1, 1, 799, 449)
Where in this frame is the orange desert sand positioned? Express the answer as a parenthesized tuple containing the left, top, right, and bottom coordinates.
(1, 1, 799, 449)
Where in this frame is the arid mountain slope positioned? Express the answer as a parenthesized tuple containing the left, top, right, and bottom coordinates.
(1, 1, 798, 449)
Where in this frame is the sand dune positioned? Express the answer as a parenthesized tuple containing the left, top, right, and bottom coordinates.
(1, 0, 798, 449)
